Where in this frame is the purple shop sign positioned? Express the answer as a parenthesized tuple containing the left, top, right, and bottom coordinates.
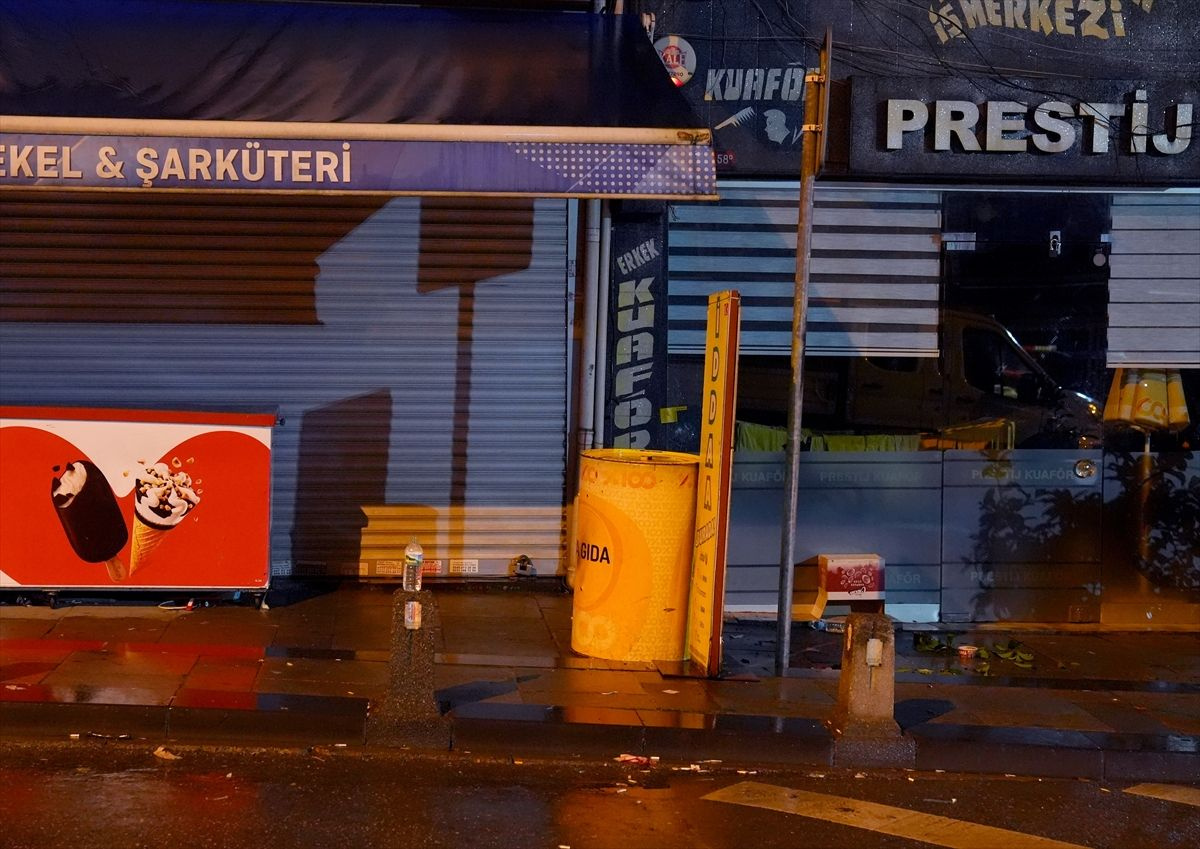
(0, 134, 716, 198)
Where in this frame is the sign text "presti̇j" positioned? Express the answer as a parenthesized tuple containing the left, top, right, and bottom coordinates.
(0, 142, 353, 188)
(886, 89, 1192, 155)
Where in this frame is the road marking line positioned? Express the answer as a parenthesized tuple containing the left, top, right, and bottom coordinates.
(1124, 783, 1200, 808)
(703, 782, 1090, 849)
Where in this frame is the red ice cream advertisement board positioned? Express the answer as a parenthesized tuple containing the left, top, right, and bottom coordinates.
(0, 407, 273, 590)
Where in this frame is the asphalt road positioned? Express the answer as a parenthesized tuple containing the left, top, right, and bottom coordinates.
(1, 741, 1196, 849)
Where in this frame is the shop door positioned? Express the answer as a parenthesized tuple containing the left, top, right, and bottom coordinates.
(939, 192, 1110, 622)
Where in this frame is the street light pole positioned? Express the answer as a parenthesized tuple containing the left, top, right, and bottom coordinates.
(777, 29, 831, 677)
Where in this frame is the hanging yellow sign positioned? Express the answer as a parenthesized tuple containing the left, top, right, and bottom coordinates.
(1104, 367, 1191, 432)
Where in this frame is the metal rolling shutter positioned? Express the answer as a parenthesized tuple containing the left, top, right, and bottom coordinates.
(1107, 192, 1200, 368)
(668, 182, 942, 356)
(0, 191, 569, 579)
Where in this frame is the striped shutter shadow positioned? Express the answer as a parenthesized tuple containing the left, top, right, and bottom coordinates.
(668, 182, 942, 357)
(1107, 193, 1200, 368)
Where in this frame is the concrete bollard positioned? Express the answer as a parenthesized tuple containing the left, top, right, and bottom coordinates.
(366, 589, 451, 748)
(828, 612, 915, 768)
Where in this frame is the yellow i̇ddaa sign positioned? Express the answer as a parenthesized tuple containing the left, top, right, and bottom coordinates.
(686, 290, 741, 677)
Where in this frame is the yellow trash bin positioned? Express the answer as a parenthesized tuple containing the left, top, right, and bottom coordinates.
(571, 448, 698, 662)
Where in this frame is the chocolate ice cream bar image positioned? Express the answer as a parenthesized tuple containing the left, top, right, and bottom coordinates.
(51, 460, 129, 581)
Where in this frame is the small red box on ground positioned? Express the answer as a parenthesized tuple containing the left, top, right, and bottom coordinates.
(819, 554, 885, 602)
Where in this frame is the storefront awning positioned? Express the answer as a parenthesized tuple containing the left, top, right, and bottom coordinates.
(0, 0, 716, 198)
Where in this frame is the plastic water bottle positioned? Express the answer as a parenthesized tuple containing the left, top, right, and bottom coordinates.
(403, 538, 424, 592)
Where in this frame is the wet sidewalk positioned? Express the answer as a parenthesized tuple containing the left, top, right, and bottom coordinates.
(1, 581, 1197, 782)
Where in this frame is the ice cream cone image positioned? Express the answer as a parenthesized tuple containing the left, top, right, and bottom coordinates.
(128, 462, 200, 577)
(129, 519, 170, 574)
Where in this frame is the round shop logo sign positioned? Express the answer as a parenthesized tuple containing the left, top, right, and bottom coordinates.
(654, 35, 696, 87)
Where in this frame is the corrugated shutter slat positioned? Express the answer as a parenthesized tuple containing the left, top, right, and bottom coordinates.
(668, 182, 942, 356)
(1108, 193, 1200, 368)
